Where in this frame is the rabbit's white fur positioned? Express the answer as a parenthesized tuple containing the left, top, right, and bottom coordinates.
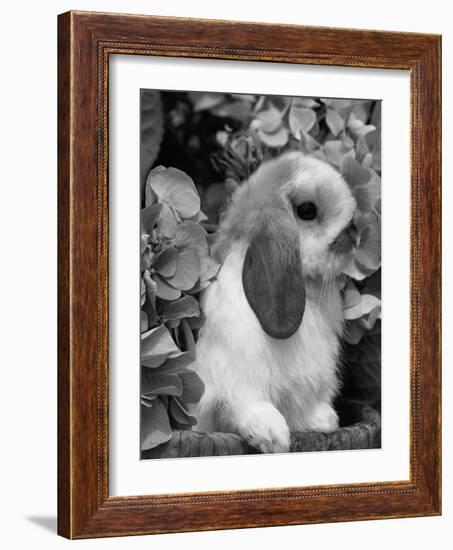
(191, 152, 356, 453)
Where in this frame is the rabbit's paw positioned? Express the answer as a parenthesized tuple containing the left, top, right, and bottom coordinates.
(306, 402, 339, 432)
(238, 402, 290, 453)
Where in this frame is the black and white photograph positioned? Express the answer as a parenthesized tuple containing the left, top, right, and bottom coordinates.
(140, 90, 381, 459)
(0, 0, 447, 545)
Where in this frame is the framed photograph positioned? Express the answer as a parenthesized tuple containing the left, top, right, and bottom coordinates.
(58, 11, 441, 538)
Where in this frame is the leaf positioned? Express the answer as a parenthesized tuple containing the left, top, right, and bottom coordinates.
(343, 319, 366, 345)
(216, 130, 229, 147)
(341, 157, 377, 214)
(141, 275, 159, 328)
(292, 97, 319, 109)
(342, 321, 381, 406)
(254, 105, 282, 133)
(321, 98, 355, 111)
(359, 305, 381, 330)
(300, 131, 321, 154)
(257, 126, 289, 147)
(365, 126, 381, 171)
(158, 351, 196, 374)
(169, 397, 197, 426)
(231, 93, 257, 103)
(141, 394, 157, 406)
(344, 294, 381, 320)
(141, 325, 179, 368)
(362, 268, 381, 297)
(204, 182, 229, 211)
(356, 222, 381, 271)
(153, 248, 178, 278)
(140, 90, 164, 193)
(342, 260, 368, 281)
(311, 148, 328, 163)
(174, 221, 215, 279)
(356, 125, 376, 137)
(188, 313, 206, 329)
(166, 248, 200, 291)
(147, 166, 200, 219)
(342, 132, 355, 148)
(189, 210, 208, 223)
(362, 152, 373, 169)
(141, 250, 153, 272)
(155, 275, 182, 301)
(141, 400, 172, 451)
(347, 112, 375, 137)
(189, 91, 226, 111)
(142, 370, 183, 397)
(343, 280, 361, 309)
(351, 102, 373, 123)
(142, 302, 158, 330)
(185, 280, 212, 294)
(156, 204, 178, 239)
(162, 295, 200, 321)
(141, 310, 149, 332)
(142, 270, 157, 307)
(179, 370, 205, 404)
(323, 140, 355, 166)
(212, 100, 251, 121)
(355, 135, 370, 163)
(141, 204, 163, 235)
(180, 318, 196, 355)
(174, 221, 208, 251)
(343, 216, 380, 281)
(342, 156, 371, 188)
(289, 106, 316, 138)
(145, 165, 165, 206)
(365, 169, 381, 210)
(140, 233, 150, 255)
(200, 256, 220, 282)
(140, 278, 146, 306)
(326, 108, 345, 137)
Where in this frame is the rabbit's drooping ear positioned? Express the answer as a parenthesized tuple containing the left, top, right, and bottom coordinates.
(242, 213, 305, 339)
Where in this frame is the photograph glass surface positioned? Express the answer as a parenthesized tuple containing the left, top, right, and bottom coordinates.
(139, 89, 381, 460)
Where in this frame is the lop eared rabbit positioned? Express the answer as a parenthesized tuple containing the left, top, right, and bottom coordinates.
(192, 152, 357, 453)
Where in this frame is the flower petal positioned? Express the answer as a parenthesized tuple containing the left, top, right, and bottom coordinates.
(344, 294, 381, 320)
(169, 397, 197, 426)
(141, 204, 163, 235)
(153, 248, 178, 277)
(147, 166, 200, 219)
(254, 105, 282, 133)
(140, 400, 172, 451)
(326, 108, 345, 137)
(257, 126, 289, 148)
(142, 371, 183, 397)
(155, 275, 182, 301)
(141, 324, 179, 367)
(166, 248, 200, 291)
(179, 370, 205, 404)
(162, 295, 200, 321)
(289, 106, 316, 138)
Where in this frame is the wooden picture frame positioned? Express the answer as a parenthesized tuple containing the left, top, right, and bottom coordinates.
(58, 10, 441, 539)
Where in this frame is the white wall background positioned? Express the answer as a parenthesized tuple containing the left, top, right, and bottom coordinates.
(0, 1, 449, 548)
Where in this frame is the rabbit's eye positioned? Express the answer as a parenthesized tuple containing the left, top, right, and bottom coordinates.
(297, 201, 317, 220)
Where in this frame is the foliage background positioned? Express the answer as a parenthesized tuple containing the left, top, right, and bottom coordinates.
(140, 90, 381, 454)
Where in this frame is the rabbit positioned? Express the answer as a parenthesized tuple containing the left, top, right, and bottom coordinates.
(191, 151, 358, 453)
